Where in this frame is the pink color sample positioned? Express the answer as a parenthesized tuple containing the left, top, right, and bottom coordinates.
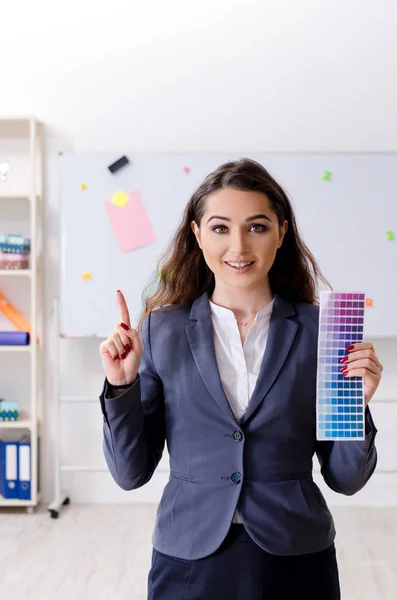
(105, 190, 156, 253)
(183, 166, 191, 174)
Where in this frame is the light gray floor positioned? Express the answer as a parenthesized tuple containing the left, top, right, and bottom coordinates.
(0, 504, 396, 599)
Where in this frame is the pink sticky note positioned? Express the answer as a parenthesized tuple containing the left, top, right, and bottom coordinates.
(183, 166, 191, 175)
(105, 190, 156, 252)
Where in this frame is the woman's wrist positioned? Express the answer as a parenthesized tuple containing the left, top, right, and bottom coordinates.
(107, 381, 131, 389)
(106, 375, 137, 389)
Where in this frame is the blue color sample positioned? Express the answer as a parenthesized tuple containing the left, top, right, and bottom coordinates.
(316, 292, 366, 441)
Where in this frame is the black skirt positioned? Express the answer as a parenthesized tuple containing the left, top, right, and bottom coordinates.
(148, 524, 341, 600)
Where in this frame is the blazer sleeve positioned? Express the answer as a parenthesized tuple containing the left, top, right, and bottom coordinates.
(315, 405, 378, 496)
(99, 312, 166, 491)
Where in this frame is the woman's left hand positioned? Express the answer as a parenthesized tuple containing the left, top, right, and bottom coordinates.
(339, 342, 383, 407)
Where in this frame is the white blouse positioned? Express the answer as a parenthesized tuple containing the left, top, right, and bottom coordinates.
(209, 297, 274, 523)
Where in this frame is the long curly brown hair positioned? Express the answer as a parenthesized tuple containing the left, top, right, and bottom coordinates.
(137, 158, 332, 331)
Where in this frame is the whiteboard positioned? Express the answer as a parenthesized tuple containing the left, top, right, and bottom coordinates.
(59, 153, 397, 338)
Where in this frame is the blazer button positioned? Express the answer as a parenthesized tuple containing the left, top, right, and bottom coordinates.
(231, 472, 242, 484)
(233, 431, 243, 442)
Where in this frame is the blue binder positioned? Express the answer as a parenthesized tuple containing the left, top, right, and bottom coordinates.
(17, 440, 31, 500)
(0, 440, 19, 499)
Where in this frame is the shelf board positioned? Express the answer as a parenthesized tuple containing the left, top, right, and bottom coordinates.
(0, 345, 31, 352)
(0, 194, 38, 202)
(0, 195, 29, 200)
(0, 420, 32, 429)
(0, 269, 31, 277)
(0, 492, 41, 507)
(0, 117, 42, 125)
(0, 118, 43, 140)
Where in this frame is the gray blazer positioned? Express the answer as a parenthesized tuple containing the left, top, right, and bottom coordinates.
(100, 291, 378, 560)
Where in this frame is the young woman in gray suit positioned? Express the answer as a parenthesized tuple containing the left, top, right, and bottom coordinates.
(99, 159, 383, 600)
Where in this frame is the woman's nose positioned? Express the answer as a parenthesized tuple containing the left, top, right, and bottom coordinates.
(229, 232, 249, 254)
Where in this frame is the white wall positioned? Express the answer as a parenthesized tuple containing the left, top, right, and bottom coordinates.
(1, 0, 396, 507)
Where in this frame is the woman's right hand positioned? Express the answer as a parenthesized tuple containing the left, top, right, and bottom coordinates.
(99, 290, 143, 386)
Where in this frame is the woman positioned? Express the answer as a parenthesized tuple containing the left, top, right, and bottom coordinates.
(99, 159, 382, 600)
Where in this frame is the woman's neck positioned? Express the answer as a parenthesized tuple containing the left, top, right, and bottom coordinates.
(209, 283, 274, 319)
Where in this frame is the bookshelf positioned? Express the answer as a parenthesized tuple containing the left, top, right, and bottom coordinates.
(0, 117, 44, 511)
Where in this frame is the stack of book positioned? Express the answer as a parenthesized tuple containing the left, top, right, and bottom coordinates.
(0, 234, 30, 270)
(0, 399, 19, 422)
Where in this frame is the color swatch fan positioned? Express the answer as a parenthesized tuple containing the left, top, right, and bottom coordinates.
(317, 291, 365, 441)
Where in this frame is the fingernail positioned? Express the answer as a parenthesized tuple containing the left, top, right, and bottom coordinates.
(340, 365, 348, 372)
(346, 345, 354, 351)
(124, 344, 130, 353)
(342, 371, 349, 377)
(340, 356, 349, 363)
(120, 352, 127, 360)
(117, 290, 120, 293)
(120, 322, 129, 330)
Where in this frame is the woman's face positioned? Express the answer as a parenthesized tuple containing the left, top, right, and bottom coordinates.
(191, 188, 288, 292)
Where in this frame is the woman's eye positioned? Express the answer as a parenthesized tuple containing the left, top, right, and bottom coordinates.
(250, 224, 267, 233)
(212, 224, 267, 234)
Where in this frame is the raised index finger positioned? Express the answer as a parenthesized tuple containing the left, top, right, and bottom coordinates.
(117, 290, 131, 327)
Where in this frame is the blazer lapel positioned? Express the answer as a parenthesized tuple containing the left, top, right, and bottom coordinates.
(240, 294, 299, 425)
(185, 291, 299, 426)
(185, 292, 238, 424)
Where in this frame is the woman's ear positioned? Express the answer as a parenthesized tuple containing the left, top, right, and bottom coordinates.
(191, 221, 202, 249)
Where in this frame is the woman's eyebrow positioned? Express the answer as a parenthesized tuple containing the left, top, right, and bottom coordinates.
(206, 214, 272, 224)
